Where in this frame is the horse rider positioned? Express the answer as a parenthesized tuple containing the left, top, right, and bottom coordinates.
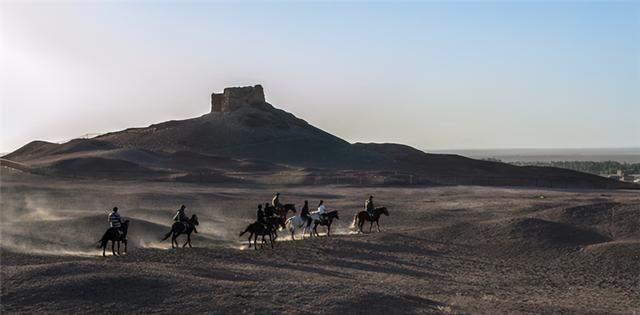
(256, 204, 266, 225)
(174, 205, 197, 233)
(365, 195, 375, 218)
(300, 200, 310, 225)
(264, 202, 275, 218)
(272, 192, 282, 210)
(108, 206, 124, 236)
(316, 200, 328, 222)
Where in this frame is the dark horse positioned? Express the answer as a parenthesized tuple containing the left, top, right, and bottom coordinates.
(351, 207, 389, 233)
(311, 211, 339, 237)
(97, 220, 130, 257)
(162, 214, 199, 249)
(239, 222, 274, 250)
(265, 216, 286, 242)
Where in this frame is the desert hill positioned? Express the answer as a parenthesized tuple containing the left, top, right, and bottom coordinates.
(3, 85, 636, 189)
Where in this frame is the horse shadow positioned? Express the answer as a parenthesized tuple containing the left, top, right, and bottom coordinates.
(328, 292, 450, 315)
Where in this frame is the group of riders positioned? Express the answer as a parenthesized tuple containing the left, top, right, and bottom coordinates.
(102, 193, 381, 253)
(107, 204, 197, 236)
(255, 192, 377, 228)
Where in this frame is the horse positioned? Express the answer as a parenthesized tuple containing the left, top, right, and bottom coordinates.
(351, 207, 389, 233)
(265, 216, 286, 242)
(97, 220, 130, 257)
(239, 222, 274, 250)
(310, 211, 339, 237)
(275, 204, 296, 219)
(162, 214, 199, 249)
(284, 215, 312, 240)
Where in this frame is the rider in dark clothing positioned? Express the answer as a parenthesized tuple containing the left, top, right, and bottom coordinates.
(365, 195, 375, 217)
(300, 200, 310, 226)
(257, 204, 266, 225)
(174, 205, 189, 222)
(264, 202, 275, 218)
(174, 204, 197, 233)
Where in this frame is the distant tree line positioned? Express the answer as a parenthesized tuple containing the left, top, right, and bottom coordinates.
(500, 160, 640, 175)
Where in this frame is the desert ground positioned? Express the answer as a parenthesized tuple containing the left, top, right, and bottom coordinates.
(1, 173, 639, 314)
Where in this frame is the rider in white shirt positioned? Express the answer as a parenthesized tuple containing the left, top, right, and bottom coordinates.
(316, 200, 328, 221)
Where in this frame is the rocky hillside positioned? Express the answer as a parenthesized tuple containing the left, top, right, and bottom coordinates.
(3, 85, 636, 189)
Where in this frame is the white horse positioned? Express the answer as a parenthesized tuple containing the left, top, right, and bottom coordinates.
(284, 215, 312, 240)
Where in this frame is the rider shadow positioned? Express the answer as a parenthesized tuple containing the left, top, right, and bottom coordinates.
(234, 256, 353, 280)
(329, 292, 448, 315)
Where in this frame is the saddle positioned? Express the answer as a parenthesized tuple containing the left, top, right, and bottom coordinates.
(180, 221, 191, 233)
(110, 227, 124, 238)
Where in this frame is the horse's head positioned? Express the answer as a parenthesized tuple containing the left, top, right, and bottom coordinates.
(121, 220, 130, 232)
(190, 214, 199, 226)
(330, 211, 339, 219)
(379, 207, 389, 216)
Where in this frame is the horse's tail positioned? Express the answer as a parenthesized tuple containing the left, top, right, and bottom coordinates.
(161, 228, 173, 241)
(239, 225, 251, 237)
(350, 213, 358, 230)
(282, 217, 292, 231)
(96, 230, 109, 248)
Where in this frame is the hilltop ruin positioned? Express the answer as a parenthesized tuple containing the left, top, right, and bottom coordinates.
(211, 85, 265, 113)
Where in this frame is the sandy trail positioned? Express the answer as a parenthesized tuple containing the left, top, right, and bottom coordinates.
(1, 176, 639, 314)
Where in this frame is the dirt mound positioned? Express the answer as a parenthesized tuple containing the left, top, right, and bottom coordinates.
(46, 157, 156, 177)
(555, 203, 616, 226)
(541, 203, 640, 240)
(435, 217, 610, 250)
(504, 218, 610, 246)
(0, 158, 32, 173)
(51, 139, 116, 155)
(609, 204, 640, 239)
(579, 241, 640, 275)
(3, 139, 116, 162)
(3, 140, 58, 161)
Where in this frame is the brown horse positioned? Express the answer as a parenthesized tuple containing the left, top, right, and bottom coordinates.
(351, 207, 389, 233)
(162, 214, 199, 248)
(275, 204, 296, 219)
(97, 220, 130, 257)
(311, 211, 339, 237)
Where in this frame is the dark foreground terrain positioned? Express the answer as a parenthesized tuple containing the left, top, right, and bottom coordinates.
(1, 173, 639, 314)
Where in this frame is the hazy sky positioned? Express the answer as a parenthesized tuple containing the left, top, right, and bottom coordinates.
(1, 1, 638, 153)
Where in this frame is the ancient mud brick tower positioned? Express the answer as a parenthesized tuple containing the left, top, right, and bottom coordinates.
(211, 85, 265, 113)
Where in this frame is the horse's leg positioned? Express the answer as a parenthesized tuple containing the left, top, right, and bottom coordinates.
(123, 239, 128, 254)
(247, 232, 253, 248)
(183, 233, 189, 248)
(102, 242, 106, 257)
(269, 232, 274, 249)
(188, 233, 193, 248)
(376, 220, 381, 232)
(172, 232, 177, 249)
(111, 240, 116, 256)
(253, 233, 257, 249)
(117, 240, 121, 255)
(369, 221, 374, 233)
(327, 223, 331, 236)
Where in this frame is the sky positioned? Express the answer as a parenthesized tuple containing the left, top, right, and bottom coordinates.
(1, 1, 638, 153)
